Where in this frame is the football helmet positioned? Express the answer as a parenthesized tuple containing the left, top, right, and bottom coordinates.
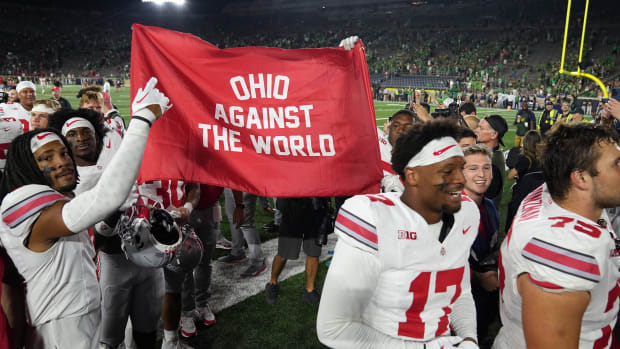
(116, 205, 182, 268)
(165, 224, 204, 273)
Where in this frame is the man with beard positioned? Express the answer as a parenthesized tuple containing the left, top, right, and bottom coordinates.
(317, 120, 480, 348)
(0, 77, 170, 347)
(49, 108, 160, 349)
(494, 124, 620, 348)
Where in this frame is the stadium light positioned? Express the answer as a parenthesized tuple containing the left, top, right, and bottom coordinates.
(142, 0, 185, 5)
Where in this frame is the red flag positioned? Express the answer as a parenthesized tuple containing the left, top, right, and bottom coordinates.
(131, 24, 381, 197)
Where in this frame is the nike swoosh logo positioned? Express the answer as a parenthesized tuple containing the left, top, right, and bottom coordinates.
(135, 92, 148, 104)
(36, 132, 53, 140)
(66, 119, 81, 128)
(106, 139, 111, 149)
(463, 226, 471, 235)
(433, 144, 457, 156)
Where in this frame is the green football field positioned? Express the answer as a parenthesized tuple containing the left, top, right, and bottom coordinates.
(39, 85, 543, 347)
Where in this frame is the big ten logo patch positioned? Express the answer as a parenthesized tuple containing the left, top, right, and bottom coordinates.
(398, 230, 417, 240)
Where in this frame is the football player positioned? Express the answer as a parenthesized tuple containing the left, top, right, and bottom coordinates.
(136, 179, 200, 349)
(494, 124, 620, 348)
(0, 81, 36, 132)
(49, 108, 161, 349)
(0, 117, 24, 170)
(379, 109, 415, 193)
(0, 77, 170, 347)
(317, 120, 480, 348)
(30, 99, 60, 130)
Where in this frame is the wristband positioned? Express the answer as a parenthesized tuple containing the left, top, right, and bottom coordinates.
(132, 116, 152, 128)
(183, 202, 194, 215)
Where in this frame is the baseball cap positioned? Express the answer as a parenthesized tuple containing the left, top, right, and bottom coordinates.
(483, 114, 508, 147)
(574, 107, 585, 115)
(545, 100, 553, 105)
(52, 86, 61, 92)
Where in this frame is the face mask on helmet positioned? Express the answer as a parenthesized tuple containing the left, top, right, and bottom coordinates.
(165, 224, 204, 274)
(116, 206, 182, 268)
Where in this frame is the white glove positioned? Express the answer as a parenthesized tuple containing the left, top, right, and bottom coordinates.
(338, 35, 359, 51)
(425, 336, 462, 349)
(381, 174, 404, 193)
(457, 340, 479, 349)
(131, 77, 172, 122)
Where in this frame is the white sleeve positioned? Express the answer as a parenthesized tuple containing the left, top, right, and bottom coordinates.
(61, 114, 152, 233)
(449, 263, 478, 341)
(317, 239, 424, 349)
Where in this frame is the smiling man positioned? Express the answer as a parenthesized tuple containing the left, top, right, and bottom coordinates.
(0, 78, 170, 347)
(0, 81, 37, 132)
(462, 144, 500, 348)
(317, 120, 480, 349)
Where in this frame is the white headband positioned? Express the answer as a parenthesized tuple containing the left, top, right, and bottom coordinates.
(406, 137, 464, 168)
(31, 105, 55, 115)
(30, 132, 63, 153)
(16, 81, 36, 93)
(61, 117, 95, 136)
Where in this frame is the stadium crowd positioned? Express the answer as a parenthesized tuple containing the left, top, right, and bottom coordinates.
(0, 2, 620, 348)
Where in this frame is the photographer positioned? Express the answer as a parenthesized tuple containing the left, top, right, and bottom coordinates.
(264, 197, 332, 306)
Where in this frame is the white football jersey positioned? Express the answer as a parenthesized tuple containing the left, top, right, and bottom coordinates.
(104, 114, 125, 137)
(0, 103, 30, 132)
(137, 180, 187, 210)
(0, 117, 24, 170)
(378, 129, 392, 176)
(74, 131, 123, 195)
(334, 192, 480, 341)
(495, 184, 620, 349)
(0, 185, 100, 326)
(377, 130, 404, 193)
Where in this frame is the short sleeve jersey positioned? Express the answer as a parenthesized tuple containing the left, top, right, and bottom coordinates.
(0, 103, 30, 132)
(377, 128, 393, 176)
(74, 131, 123, 195)
(0, 117, 24, 170)
(377, 128, 403, 193)
(334, 192, 480, 341)
(137, 180, 187, 211)
(497, 184, 620, 348)
(0, 185, 100, 326)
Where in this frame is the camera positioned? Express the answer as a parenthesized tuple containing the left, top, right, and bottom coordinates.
(313, 198, 334, 246)
(431, 102, 459, 119)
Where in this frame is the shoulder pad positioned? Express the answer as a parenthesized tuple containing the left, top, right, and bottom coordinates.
(335, 195, 379, 253)
(1, 184, 68, 229)
(520, 227, 605, 291)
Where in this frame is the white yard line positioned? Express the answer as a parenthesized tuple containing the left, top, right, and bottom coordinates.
(209, 234, 337, 313)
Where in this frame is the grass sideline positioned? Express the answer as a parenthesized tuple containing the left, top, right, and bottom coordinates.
(40, 85, 543, 347)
